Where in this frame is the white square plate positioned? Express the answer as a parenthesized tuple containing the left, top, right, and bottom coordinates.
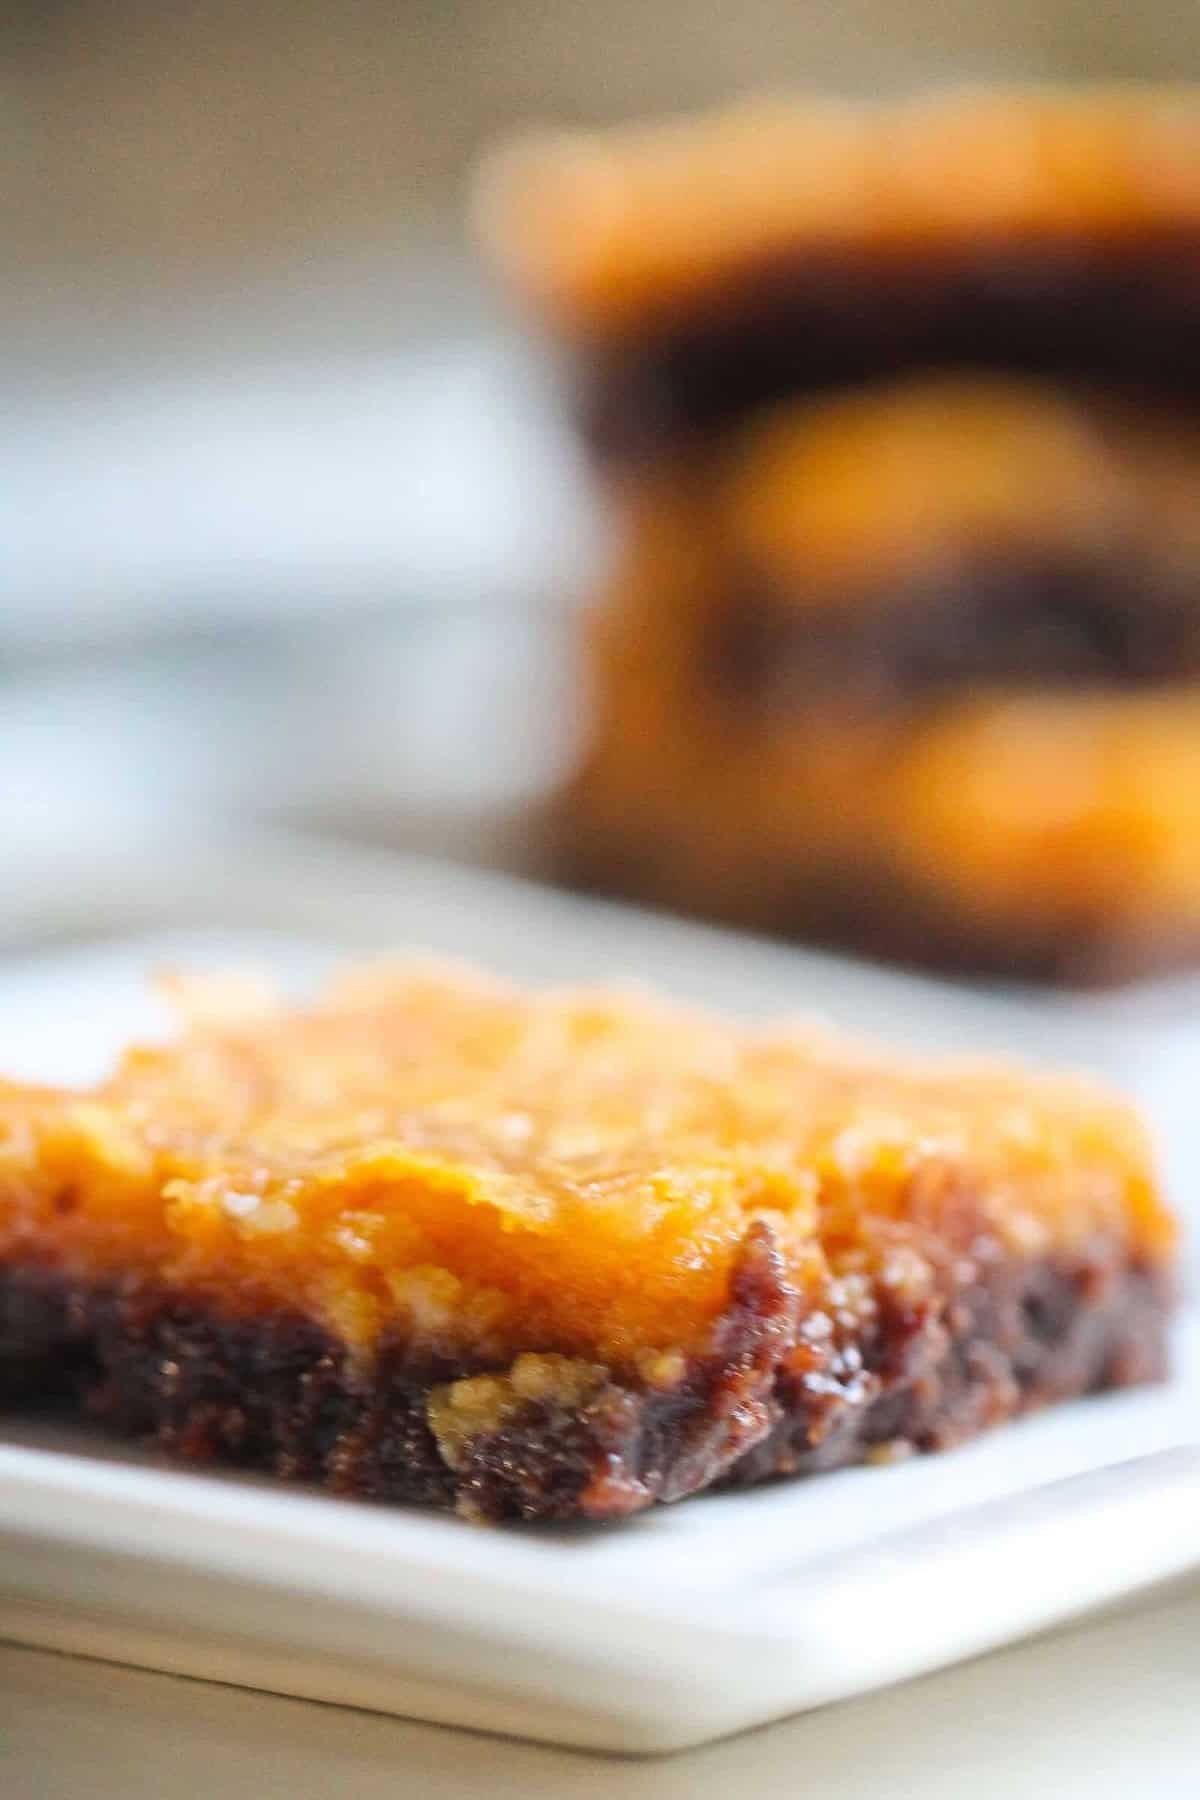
(0, 840, 1196, 1753)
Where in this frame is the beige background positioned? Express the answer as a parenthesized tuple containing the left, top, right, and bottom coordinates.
(3, 0, 1198, 281)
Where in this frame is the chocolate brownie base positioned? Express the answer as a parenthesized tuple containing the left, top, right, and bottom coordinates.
(580, 235, 1200, 460)
(707, 556, 1200, 707)
(727, 1253, 1168, 1487)
(0, 1231, 1169, 1522)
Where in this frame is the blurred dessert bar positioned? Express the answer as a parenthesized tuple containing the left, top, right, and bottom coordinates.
(0, 961, 1176, 1520)
(480, 88, 1200, 979)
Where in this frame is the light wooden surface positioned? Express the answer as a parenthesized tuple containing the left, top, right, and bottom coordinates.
(3, 1578, 1199, 1799)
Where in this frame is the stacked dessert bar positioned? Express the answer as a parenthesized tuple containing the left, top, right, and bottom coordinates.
(481, 88, 1200, 979)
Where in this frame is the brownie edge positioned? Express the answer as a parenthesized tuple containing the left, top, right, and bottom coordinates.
(0, 1228, 1170, 1523)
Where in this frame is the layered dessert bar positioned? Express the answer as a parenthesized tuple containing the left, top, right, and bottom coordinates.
(480, 88, 1200, 978)
(0, 962, 1175, 1520)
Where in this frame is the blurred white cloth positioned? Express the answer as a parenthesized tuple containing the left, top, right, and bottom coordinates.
(1, 255, 594, 653)
(0, 607, 581, 859)
(0, 252, 593, 856)
(2, 339, 590, 648)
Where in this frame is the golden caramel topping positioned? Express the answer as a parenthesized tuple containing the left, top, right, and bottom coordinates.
(0, 963, 1172, 1364)
(477, 86, 1200, 334)
(719, 376, 1200, 597)
(888, 689, 1200, 925)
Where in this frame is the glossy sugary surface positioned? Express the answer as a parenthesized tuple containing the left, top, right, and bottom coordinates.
(0, 964, 1174, 1368)
(479, 86, 1200, 335)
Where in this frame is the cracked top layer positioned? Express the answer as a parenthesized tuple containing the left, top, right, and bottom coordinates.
(0, 961, 1173, 1364)
(479, 86, 1200, 337)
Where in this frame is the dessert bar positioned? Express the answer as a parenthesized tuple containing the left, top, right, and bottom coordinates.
(482, 89, 1200, 979)
(0, 963, 1176, 1519)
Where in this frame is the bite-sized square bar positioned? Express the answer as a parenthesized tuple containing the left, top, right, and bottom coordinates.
(480, 88, 1200, 980)
(0, 962, 1176, 1520)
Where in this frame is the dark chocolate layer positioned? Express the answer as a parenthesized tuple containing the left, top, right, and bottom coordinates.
(0, 1229, 797, 1522)
(580, 234, 1200, 459)
(729, 1251, 1168, 1485)
(0, 1228, 1169, 1521)
(706, 552, 1200, 709)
